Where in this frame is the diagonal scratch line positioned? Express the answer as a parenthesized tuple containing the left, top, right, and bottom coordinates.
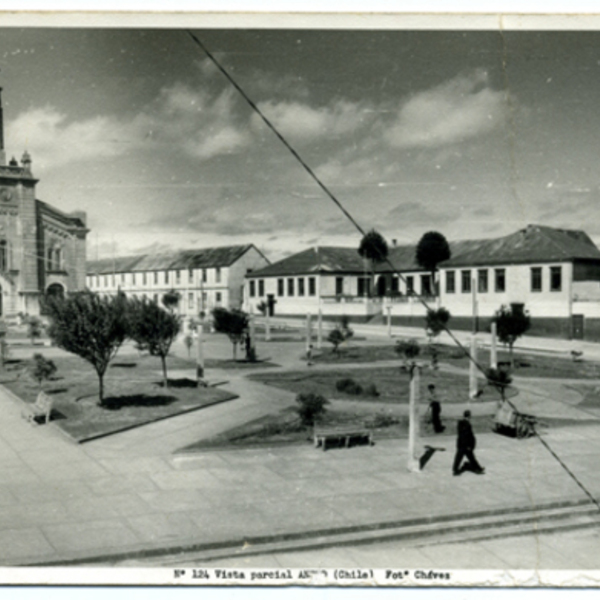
(186, 29, 600, 510)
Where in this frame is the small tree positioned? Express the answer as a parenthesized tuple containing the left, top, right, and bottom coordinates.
(493, 303, 531, 367)
(127, 297, 182, 388)
(415, 231, 451, 295)
(27, 316, 44, 346)
(296, 392, 329, 427)
(395, 338, 421, 371)
(212, 307, 249, 360)
(44, 291, 128, 406)
(358, 229, 389, 297)
(425, 307, 451, 341)
(162, 289, 181, 312)
(327, 317, 354, 356)
(486, 367, 513, 402)
(29, 353, 57, 389)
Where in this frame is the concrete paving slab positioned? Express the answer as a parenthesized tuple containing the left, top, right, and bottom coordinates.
(85, 474, 158, 496)
(42, 518, 141, 555)
(138, 490, 215, 513)
(125, 512, 204, 544)
(0, 527, 58, 563)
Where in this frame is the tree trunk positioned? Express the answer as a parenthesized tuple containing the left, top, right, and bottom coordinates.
(233, 342, 237, 361)
(509, 342, 514, 368)
(98, 372, 105, 406)
(161, 355, 168, 388)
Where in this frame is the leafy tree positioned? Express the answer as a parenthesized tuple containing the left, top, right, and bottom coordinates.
(327, 317, 354, 356)
(395, 338, 421, 372)
(256, 300, 268, 316)
(45, 291, 128, 406)
(415, 231, 451, 295)
(29, 353, 57, 389)
(127, 297, 182, 388)
(296, 392, 329, 427)
(162, 289, 181, 312)
(212, 307, 249, 360)
(27, 316, 44, 346)
(358, 229, 389, 297)
(425, 307, 451, 340)
(486, 367, 513, 402)
(493, 303, 531, 367)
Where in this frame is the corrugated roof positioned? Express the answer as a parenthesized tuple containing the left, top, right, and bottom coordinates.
(87, 244, 259, 275)
(442, 225, 600, 267)
(248, 246, 368, 278)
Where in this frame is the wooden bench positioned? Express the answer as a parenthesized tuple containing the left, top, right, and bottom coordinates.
(314, 427, 373, 451)
(22, 391, 53, 425)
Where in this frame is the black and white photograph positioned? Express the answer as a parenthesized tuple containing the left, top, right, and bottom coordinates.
(0, 10, 598, 587)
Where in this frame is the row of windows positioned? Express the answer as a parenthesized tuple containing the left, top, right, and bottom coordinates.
(112, 291, 222, 308)
(278, 277, 317, 297)
(90, 267, 222, 289)
(446, 266, 562, 294)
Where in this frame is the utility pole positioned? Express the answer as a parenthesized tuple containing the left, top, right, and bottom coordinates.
(469, 276, 478, 400)
(490, 321, 498, 370)
(407, 364, 421, 473)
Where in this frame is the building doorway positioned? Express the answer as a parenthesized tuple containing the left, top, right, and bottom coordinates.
(46, 283, 65, 301)
(571, 314, 584, 340)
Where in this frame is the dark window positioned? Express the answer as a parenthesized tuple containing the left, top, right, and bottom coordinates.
(202, 269, 207, 283)
(335, 277, 344, 295)
(249, 281, 256, 297)
(121, 273, 125, 284)
(165, 271, 169, 284)
(495, 268, 506, 293)
(298, 278, 305, 296)
(176, 270, 181, 284)
(216, 268, 221, 283)
(0, 241, 7, 272)
(391, 276, 399, 294)
(132, 273, 136, 285)
(531, 267, 542, 292)
(277, 278, 284, 296)
(406, 276, 414, 295)
(287, 278, 294, 296)
(188, 292, 194, 308)
(550, 266, 562, 292)
(154, 272, 158, 284)
(258, 280, 265, 296)
(461, 270, 471, 293)
(478, 269, 488, 293)
(189, 268, 193, 283)
(308, 277, 316, 296)
(421, 274, 432, 296)
(143, 272, 147, 285)
(216, 292, 222, 304)
(358, 277, 371, 297)
(446, 270, 455, 294)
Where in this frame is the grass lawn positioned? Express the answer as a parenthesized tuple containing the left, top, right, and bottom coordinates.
(2, 352, 237, 442)
(177, 406, 497, 453)
(312, 342, 600, 379)
(249, 367, 505, 405)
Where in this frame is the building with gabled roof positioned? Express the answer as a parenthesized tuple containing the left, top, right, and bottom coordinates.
(244, 225, 600, 340)
(86, 244, 269, 317)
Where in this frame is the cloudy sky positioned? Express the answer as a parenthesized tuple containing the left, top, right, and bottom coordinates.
(0, 26, 599, 260)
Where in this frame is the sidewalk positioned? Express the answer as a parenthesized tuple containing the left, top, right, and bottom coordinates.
(0, 375, 599, 567)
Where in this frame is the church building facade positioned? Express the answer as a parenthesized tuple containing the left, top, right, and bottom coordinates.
(0, 87, 88, 318)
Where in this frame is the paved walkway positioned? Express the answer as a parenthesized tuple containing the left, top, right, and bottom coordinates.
(0, 328, 599, 569)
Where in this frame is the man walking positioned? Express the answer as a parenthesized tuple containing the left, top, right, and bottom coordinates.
(453, 410, 485, 475)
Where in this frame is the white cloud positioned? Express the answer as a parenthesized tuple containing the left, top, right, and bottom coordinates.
(6, 83, 251, 169)
(252, 99, 368, 141)
(385, 69, 506, 149)
(7, 108, 132, 169)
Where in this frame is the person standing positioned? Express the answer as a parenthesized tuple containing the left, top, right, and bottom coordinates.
(453, 410, 485, 475)
(426, 384, 445, 433)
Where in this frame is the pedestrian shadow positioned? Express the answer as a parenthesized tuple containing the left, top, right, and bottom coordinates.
(419, 445, 446, 470)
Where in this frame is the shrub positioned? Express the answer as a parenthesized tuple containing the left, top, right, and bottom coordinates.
(335, 377, 363, 395)
(296, 392, 329, 427)
(368, 413, 401, 428)
(29, 353, 57, 389)
(364, 383, 380, 397)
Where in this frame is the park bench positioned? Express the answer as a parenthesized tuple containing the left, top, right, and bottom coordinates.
(313, 426, 373, 451)
(22, 390, 53, 425)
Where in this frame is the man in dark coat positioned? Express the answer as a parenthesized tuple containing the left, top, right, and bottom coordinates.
(453, 410, 485, 475)
(426, 384, 445, 433)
